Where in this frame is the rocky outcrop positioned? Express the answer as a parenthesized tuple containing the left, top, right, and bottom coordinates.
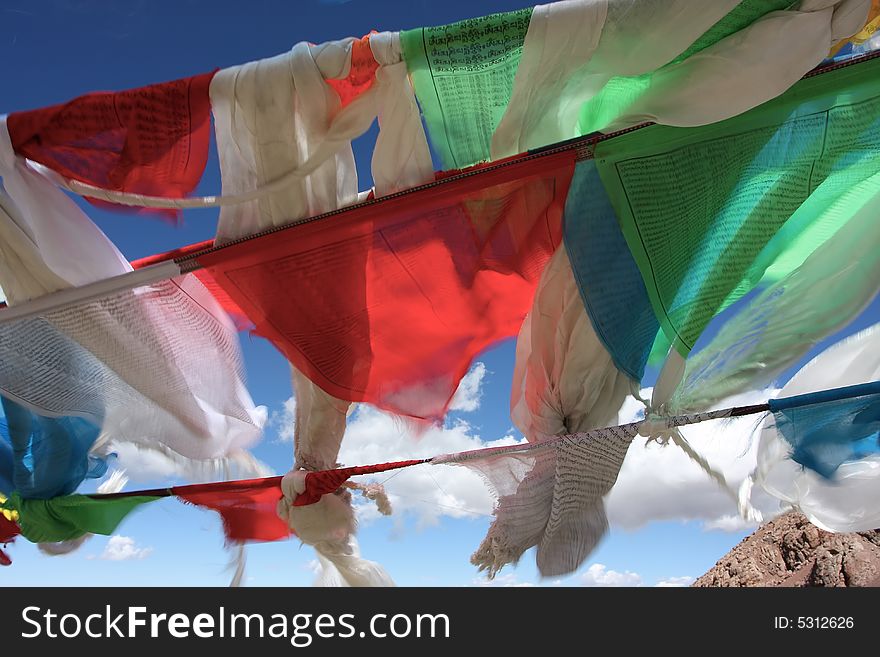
(693, 511, 880, 587)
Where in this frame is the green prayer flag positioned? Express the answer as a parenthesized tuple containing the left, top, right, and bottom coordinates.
(595, 56, 880, 356)
(2, 492, 161, 543)
(402, 7, 533, 169)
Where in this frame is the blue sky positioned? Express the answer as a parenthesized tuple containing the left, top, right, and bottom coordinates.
(2, 0, 878, 587)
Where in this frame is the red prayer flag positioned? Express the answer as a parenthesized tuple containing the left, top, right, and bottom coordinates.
(175, 477, 290, 543)
(7, 72, 216, 221)
(0, 514, 20, 566)
(197, 151, 576, 420)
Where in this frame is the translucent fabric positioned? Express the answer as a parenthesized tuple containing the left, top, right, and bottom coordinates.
(825, 0, 880, 62)
(563, 160, 657, 381)
(510, 247, 635, 444)
(0, 119, 265, 469)
(492, 0, 741, 158)
(401, 7, 534, 168)
(596, 55, 880, 359)
(6, 72, 215, 221)
(0, 277, 265, 460)
(671, 163, 880, 412)
(177, 477, 291, 543)
(463, 245, 634, 578)
(770, 383, 880, 478)
(211, 40, 361, 244)
(201, 152, 575, 420)
(0, 397, 105, 500)
(462, 426, 637, 578)
(756, 324, 880, 531)
(0, 117, 130, 302)
(576, 0, 868, 134)
(211, 32, 433, 244)
(284, 366, 348, 474)
(0, 492, 160, 544)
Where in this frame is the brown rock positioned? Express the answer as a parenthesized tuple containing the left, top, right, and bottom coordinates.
(693, 511, 880, 587)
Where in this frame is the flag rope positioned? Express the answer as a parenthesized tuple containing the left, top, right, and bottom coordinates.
(81, 380, 876, 501)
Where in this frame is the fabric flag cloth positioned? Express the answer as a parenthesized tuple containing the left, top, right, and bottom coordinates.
(290, 366, 351, 474)
(826, 0, 880, 61)
(401, 6, 534, 169)
(0, 397, 105, 500)
(769, 382, 880, 478)
(0, 499, 20, 566)
(495, 0, 866, 154)
(201, 150, 576, 420)
(404, 0, 867, 167)
(0, 116, 265, 479)
(368, 32, 435, 196)
(0, 492, 159, 544)
(670, 144, 880, 413)
(5, 72, 215, 221)
(755, 324, 880, 532)
(575, 0, 868, 134)
(465, 245, 634, 578)
(442, 422, 639, 578)
(490, 0, 741, 158)
(0, 116, 131, 303)
(129, 242, 254, 331)
(594, 53, 880, 373)
(0, 276, 266, 462)
(326, 33, 380, 107)
(176, 478, 290, 543)
(210, 31, 432, 244)
(564, 160, 658, 381)
(210, 40, 361, 244)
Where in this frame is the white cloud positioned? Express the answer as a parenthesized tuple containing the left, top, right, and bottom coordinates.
(703, 514, 760, 533)
(580, 563, 642, 587)
(472, 573, 535, 587)
(271, 396, 297, 443)
(470, 568, 696, 587)
(99, 535, 153, 561)
(655, 576, 695, 587)
(449, 363, 488, 413)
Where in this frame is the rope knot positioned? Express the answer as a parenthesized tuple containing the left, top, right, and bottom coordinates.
(638, 405, 674, 445)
